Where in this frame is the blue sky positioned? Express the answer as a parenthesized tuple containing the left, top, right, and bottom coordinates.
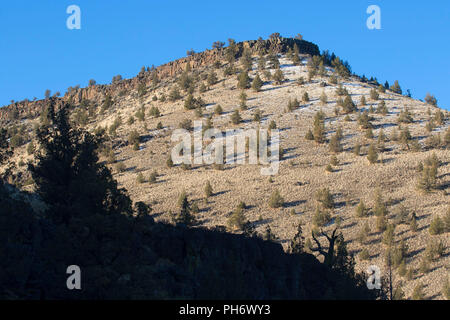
(1, 0, 449, 110)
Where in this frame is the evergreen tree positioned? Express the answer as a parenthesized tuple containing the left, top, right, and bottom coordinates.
(289, 223, 305, 254)
(313, 111, 325, 144)
(227, 205, 247, 231)
(412, 283, 425, 300)
(372, 189, 387, 217)
(355, 200, 369, 218)
(268, 189, 284, 208)
(272, 68, 284, 85)
(342, 95, 356, 113)
(252, 73, 263, 92)
(305, 129, 314, 141)
(174, 191, 196, 226)
(30, 102, 133, 224)
(239, 91, 248, 110)
(329, 133, 342, 153)
(390, 80, 402, 95)
(231, 109, 242, 125)
(237, 71, 251, 89)
(367, 144, 378, 164)
(204, 180, 213, 198)
(315, 188, 334, 209)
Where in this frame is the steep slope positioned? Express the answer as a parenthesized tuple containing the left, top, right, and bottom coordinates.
(1, 37, 449, 300)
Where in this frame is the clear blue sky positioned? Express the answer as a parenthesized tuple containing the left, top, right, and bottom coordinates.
(1, 0, 449, 110)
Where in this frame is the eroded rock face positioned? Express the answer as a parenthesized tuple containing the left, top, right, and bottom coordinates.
(0, 37, 320, 123)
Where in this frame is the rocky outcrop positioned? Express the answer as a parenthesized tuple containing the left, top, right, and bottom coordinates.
(0, 37, 320, 123)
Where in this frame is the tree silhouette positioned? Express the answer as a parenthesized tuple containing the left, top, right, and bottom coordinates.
(29, 100, 132, 224)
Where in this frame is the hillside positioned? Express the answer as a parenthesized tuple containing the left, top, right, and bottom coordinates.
(1, 36, 449, 300)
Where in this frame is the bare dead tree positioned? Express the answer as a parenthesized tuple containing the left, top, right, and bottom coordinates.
(311, 228, 339, 267)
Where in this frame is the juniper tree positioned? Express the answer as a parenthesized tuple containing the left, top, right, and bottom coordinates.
(272, 68, 284, 85)
(128, 130, 140, 148)
(268, 189, 284, 208)
(417, 160, 438, 192)
(287, 98, 299, 112)
(258, 54, 266, 71)
(263, 225, 278, 241)
(136, 172, 145, 184)
(424, 238, 445, 262)
(292, 44, 301, 66)
(237, 70, 251, 89)
(390, 80, 402, 95)
(268, 51, 280, 69)
(429, 216, 444, 235)
(342, 95, 356, 113)
(424, 93, 438, 106)
(149, 170, 158, 184)
(212, 41, 225, 50)
(29, 102, 133, 223)
(382, 224, 396, 246)
(239, 91, 247, 110)
(312, 207, 332, 227)
(367, 144, 378, 164)
(289, 223, 305, 254)
(330, 155, 339, 166)
(168, 86, 182, 102)
(313, 111, 325, 144)
(373, 188, 388, 217)
(358, 111, 373, 129)
(377, 129, 386, 152)
(230, 109, 242, 125)
(174, 191, 196, 226)
(355, 200, 369, 218)
(398, 108, 414, 124)
(409, 211, 418, 232)
(227, 205, 247, 231)
(251, 73, 263, 92)
(305, 129, 314, 141)
(434, 110, 445, 126)
(315, 188, 334, 209)
(376, 215, 388, 233)
(370, 89, 379, 101)
(356, 224, 368, 244)
(214, 104, 223, 115)
(150, 106, 161, 117)
(204, 180, 213, 198)
(329, 133, 343, 153)
(241, 48, 252, 71)
(360, 95, 366, 106)
(412, 283, 425, 300)
(377, 100, 388, 115)
(297, 77, 305, 86)
(253, 109, 262, 122)
(268, 120, 277, 130)
(335, 84, 347, 96)
(302, 91, 310, 102)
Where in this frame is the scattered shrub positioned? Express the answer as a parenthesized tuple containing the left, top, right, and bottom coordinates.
(268, 189, 284, 208)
